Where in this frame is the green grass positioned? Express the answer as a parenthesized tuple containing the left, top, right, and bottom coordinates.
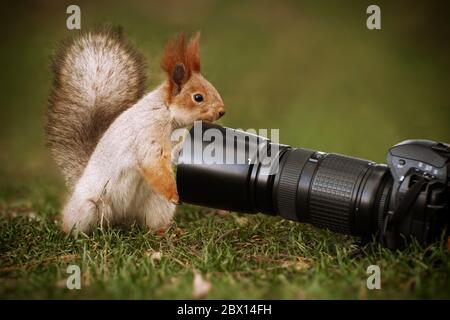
(1, 179, 449, 299)
(1, 0, 449, 299)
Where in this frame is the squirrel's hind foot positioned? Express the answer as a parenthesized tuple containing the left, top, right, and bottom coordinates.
(62, 196, 108, 235)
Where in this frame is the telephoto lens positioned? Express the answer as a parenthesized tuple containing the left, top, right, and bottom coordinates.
(176, 122, 449, 248)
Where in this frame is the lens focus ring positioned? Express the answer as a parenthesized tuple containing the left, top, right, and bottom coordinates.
(308, 154, 370, 234)
(276, 149, 314, 221)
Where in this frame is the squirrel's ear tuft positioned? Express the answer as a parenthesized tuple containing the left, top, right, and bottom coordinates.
(187, 31, 201, 73)
(161, 32, 201, 100)
(161, 33, 189, 97)
(171, 63, 186, 95)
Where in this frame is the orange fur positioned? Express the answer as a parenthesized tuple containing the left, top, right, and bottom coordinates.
(141, 150, 179, 204)
(161, 32, 202, 102)
(186, 32, 201, 73)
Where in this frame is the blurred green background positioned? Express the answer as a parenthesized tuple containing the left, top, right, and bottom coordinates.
(0, 0, 449, 191)
(0, 0, 450, 300)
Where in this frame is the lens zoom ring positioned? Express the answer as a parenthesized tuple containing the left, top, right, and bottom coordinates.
(309, 155, 369, 234)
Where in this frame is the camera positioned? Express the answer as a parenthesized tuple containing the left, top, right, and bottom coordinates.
(176, 122, 449, 249)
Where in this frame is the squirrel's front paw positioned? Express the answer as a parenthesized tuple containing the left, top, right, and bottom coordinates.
(141, 162, 181, 205)
(169, 191, 180, 205)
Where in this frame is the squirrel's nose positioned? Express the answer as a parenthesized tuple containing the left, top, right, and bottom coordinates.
(218, 108, 226, 118)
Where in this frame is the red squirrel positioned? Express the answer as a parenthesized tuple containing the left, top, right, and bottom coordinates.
(46, 26, 225, 234)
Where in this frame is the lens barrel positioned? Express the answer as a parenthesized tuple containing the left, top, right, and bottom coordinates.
(176, 122, 391, 238)
(274, 148, 391, 237)
(176, 122, 287, 214)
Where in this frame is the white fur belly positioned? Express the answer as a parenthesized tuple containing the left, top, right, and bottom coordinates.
(108, 168, 143, 225)
(65, 156, 176, 232)
(107, 169, 176, 230)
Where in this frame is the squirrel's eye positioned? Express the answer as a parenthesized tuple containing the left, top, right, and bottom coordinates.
(193, 94, 204, 103)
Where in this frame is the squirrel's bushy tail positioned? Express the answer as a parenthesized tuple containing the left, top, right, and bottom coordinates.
(46, 26, 147, 187)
